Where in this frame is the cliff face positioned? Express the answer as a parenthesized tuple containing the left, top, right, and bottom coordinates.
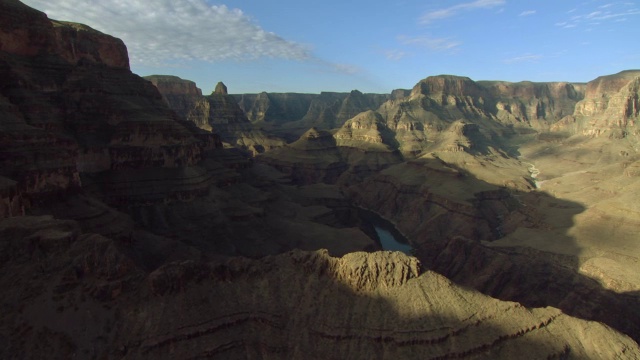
(0, 0, 221, 218)
(146, 76, 287, 154)
(144, 75, 211, 131)
(234, 75, 586, 157)
(235, 91, 391, 132)
(236, 92, 317, 124)
(2, 216, 638, 359)
(253, 71, 640, 345)
(554, 70, 640, 137)
(4, 0, 640, 357)
(0, 0, 129, 69)
(480, 80, 585, 130)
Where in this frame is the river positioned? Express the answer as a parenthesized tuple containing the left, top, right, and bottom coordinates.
(357, 208, 414, 255)
(373, 226, 413, 255)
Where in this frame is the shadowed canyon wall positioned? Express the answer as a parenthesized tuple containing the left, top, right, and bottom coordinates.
(2, 0, 640, 358)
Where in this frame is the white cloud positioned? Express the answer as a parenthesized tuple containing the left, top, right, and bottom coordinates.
(503, 54, 543, 64)
(420, 0, 506, 24)
(398, 35, 461, 52)
(384, 49, 407, 61)
(330, 63, 361, 75)
(519, 10, 536, 16)
(556, 2, 640, 29)
(21, 0, 311, 66)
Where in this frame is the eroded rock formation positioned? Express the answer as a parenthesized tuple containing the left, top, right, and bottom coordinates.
(2, 216, 638, 359)
(146, 76, 286, 154)
(554, 70, 640, 137)
(145, 75, 212, 131)
(3, 0, 640, 357)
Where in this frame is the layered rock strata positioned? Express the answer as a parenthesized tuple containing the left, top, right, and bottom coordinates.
(0, 0, 224, 219)
(553, 70, 640, 137)
(145, 75, 212, 131)
(2, 216, 638, 359)
(146, 76, 286, 154)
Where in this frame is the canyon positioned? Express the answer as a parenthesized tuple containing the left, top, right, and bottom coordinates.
(1, 0, 640, 358)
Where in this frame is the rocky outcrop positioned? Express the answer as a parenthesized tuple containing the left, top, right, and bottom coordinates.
(335, 90, 390, 126)
(213, 81, 227, 95)
(258, 126, 404, 185)
(0, 0, 129, 69)
(235, 91, 392, 132)
(2, 216, 639, 359)
(554, 70, 640, 137)
(146, 77, 287, 154)
(345, 154, 640, 343)
(236, 92, 317, 124)
(479, 80, 585, 130)
(0, 0, 223, 218)
(335, 110, 397, 150)
(144, 75, 212, 131)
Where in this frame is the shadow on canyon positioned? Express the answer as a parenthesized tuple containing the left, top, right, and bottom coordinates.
(340, 156, 640, 343)
(2, 216, 615, 359)
(119, 251, 607, 359)
(26, 151, 640, 346)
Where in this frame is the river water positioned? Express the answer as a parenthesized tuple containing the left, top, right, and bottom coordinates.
(357, 208, 414, 255)
(373, 226, 413, 255)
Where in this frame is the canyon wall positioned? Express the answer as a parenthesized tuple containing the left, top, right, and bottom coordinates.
(0, 0, 221, 219)
(146, 76, 287, 154)
(2, 215, 638, 359)
(553, 70, 640, 138)
(3, 0, 640, 358)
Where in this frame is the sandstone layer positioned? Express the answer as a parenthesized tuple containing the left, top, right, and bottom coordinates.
(146, 76, 286, 154)
(0, 0, 374, 260)
(2, 216, 638, 359)
(3, 0, 640, 358)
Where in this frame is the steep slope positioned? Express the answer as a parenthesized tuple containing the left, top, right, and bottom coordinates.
(3, 0, 640, 357)
(145, 75, 212, 131)
(479, 80, 585, 131)
(146, 76, 286, 154)
(255, 71, 640, 343)
(553, 70, 640, 138)
(0, 0, 218, 221)
(0, 0, 375, 259)
(2, 216, 638, 359)
(235, 90, 392, 138)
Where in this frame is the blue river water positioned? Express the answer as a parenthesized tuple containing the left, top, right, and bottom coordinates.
(374, 226, 413, 255)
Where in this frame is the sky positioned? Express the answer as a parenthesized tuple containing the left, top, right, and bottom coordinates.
(22, 0, 640, 94)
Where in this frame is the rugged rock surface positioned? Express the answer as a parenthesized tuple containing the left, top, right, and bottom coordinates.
(236, 92, 318, 125)
(480, 80, 585, 130)
(0, 0, 220, 220)
(252, 71, 640, 344)
(147, 76, 286, 154)
(4, 0, 640, 357)
(0, 0, 129, 69)
(553, 70, 640, 137)
(235, 90, 391, 137)
(2, 216, 638, 359)
(0, 0, 373, 260)
(213, 81, 227, 95)
(144, 75, 212, 131)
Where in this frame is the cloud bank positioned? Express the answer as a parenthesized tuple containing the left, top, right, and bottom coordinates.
(22, 0, 311, 66)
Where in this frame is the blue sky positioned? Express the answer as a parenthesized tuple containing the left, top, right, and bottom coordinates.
(22, 0, 640, 94)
